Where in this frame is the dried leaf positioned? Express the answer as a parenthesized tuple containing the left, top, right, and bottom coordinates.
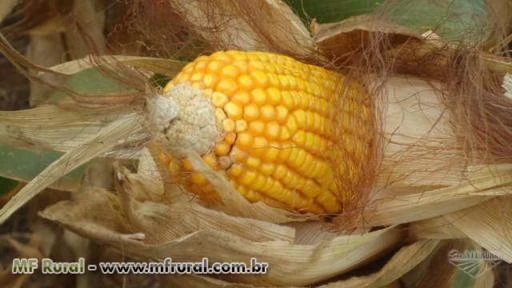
(0, 0, 18, 23)
(444, 197, 512, 263)
(0, 112, 145, 224)
(320, 240, 440, 288)
(170, 0, 314, 56)
(40, 175, 402, 286)
(314, 15, 422, 61)
(48, 55, 186, 77)
(365, 164, 512, 226)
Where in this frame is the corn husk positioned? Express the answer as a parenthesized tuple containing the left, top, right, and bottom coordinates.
(39, 166, 404, 287)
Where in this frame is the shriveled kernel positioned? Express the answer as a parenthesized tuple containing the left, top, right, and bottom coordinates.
(224, 102, 243, 120)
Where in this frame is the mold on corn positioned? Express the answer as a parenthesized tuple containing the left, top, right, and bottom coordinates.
(161, 50, 374, 214)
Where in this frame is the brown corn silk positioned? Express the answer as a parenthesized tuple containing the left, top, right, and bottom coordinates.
(160, 50, 374, 214)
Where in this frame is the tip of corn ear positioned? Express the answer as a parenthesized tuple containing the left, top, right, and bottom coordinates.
(147, 83, 221, 156)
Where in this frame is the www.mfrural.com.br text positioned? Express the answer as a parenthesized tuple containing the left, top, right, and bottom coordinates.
(11, 257, 269, 275)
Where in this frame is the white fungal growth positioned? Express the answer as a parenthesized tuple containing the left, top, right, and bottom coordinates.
(147, 83, 221, 156)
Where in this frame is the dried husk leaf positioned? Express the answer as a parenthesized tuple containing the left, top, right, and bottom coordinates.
(0, 112, 145, 224)
(0, 104, 148, 158)
(314, 15, 422, 61)
(365, 164, 512, 226)
(319, 239, 440, 288)
(444, 197, 512, 263)
(40, 168, 403, 286)
(315, 14, 512, 78)
(49, 55, 186, 77)
(409, 217, 466, 240)
(375, 76, 464, 188)
(169, 0, 314, 57)
(0, 0, 17, 22)
(160, 240, 438, 288)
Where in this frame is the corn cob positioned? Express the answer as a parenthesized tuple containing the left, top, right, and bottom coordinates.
(160, 50, 373, 214)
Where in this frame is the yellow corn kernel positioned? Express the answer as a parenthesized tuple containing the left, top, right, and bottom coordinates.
(163, 50, 374, 214)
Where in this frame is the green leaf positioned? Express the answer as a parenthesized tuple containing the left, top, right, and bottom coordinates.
(286, 0, 383, 24)
(452, 268, 476, 288)
(0, 176, 18, 196)
(384, 0, 488, 43)
(286, 0, 489, 44)
(0, 144, 85, 192)
(47, 67, 137, 103)
(149, 73, 171, 88)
